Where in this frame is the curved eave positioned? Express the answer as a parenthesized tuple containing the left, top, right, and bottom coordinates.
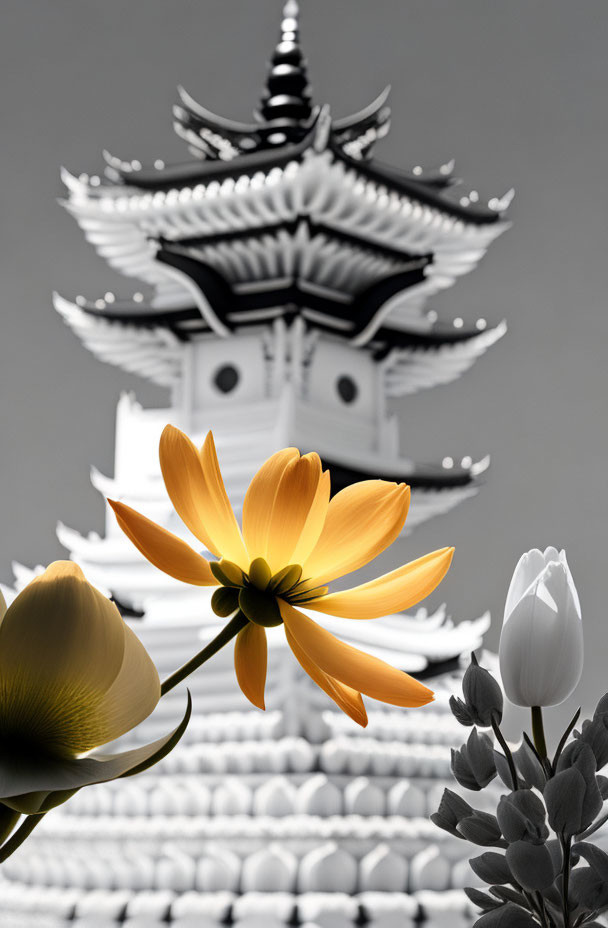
(331, 144, 505, 226)
(53, 293, 184, 386)
(65, 297, 203, 337)
(83, 130, 509, 233)
(332, 85, 392, 133)
(379, 321, 506, 397)
(175, 84, 262, 135)
(371, 319, 505, 353)
(114, 132, 313, 191)
(321, 454, 489, 493)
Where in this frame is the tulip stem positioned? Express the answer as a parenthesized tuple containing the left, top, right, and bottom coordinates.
(0, 813, 46, 862)
(532, 891, 551, 928)
(491, 712, 519, 791)
(531, 705, 550, 772)
(160, 611, 249, 696)
(560, 834, 571, 928)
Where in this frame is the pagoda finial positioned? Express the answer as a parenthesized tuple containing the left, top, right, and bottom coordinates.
(283, 0, 299, 17)
(256, 0, 313, 133)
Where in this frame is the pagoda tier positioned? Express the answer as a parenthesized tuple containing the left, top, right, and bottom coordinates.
(0, 613, 497, 928)
(54, 293, 506, 395)
(61, 132, 509, 345)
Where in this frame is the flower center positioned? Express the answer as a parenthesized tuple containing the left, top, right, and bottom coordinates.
(210, 558, 328, 627)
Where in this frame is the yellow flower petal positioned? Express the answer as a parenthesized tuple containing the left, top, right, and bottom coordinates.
(302, 480, 410, 584)
(159, 424, 221, 556)
(234, 623, 267, 710)
(92, 624, 160, 746)
(199, 432, 250, 568)
(0, 589, 6, 623)
(242, 447, 300, 561)
(0, 562, 127, 756)
(108, 499, 217, 586)
(290, 468, 331, 567)
(284, 626, 368, 727)
(265, 452, 326, 573)
(280, 601, 434, 708)
(307, 547, 454, 619)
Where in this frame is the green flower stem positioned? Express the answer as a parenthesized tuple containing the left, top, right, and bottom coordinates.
(560, 834, 571, 928)
(531, 705, 548, 761)
(534, 891, 552, 928)
(525, 890, 550, 928)
(491, 713, 519, 791)
(160, 611, 249, 697)
(0, 813, 46, 863)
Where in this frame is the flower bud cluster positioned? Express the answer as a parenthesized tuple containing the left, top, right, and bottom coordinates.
(449, 652, 503, 728)
(434, 549, 608, 926)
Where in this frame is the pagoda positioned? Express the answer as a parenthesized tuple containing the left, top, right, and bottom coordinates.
(0, 4, 511, 926)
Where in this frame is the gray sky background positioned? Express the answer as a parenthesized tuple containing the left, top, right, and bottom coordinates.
(1, 0, 607, 738)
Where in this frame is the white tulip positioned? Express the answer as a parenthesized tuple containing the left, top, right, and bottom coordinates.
(499, 547, 583, 708)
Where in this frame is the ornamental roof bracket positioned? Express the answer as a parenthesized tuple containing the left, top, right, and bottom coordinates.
(331, 85, 392, 160)
(312, 105, 332, 153)
(153, 242, 232, 337)
(349, 261, 433, 346)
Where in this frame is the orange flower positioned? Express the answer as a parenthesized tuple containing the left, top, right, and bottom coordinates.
(109, 426, 454, 726)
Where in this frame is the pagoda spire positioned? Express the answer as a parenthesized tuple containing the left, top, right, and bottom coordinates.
(257, 0, 314, 133)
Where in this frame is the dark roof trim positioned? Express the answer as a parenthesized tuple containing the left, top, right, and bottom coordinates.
(322, 456, 478, 492)
(79, 298, 491, 356)
(119, 133, 312, 191)
(370, 322, 491, 356)
(331, 143, 501, 226)
(155, 244, 429, 340)
(111, 128, 501, 227)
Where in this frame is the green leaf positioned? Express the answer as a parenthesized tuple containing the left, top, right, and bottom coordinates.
(506, 840, 557, 891)
(464, 887, 504, 912)
(489, 885, 531, 907)
(210, 560, 243, 587)
(473, 903, 538, 927)
(572, 841, 608, 881)
(469, 852, 512, 885)
(577, 809, 608, 841)
(496, 788, 549, 844)
(544, 767, 586, 835)
(552, 706, 581, 771)
(211, 586, 240, 617)
(569, 866, 608, 911)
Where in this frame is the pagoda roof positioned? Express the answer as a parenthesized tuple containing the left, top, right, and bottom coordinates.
(101, 116, 503, 228)
(62, 140, 510, 345)
(54, 292, 505, 394)
(61, 0, 512, 349)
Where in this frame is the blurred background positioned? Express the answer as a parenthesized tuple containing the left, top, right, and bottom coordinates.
(1, 0, 607, 737)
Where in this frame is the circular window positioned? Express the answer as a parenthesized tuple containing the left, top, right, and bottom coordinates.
(213, 364, 240, 394)
(336, 375, 358, 404)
